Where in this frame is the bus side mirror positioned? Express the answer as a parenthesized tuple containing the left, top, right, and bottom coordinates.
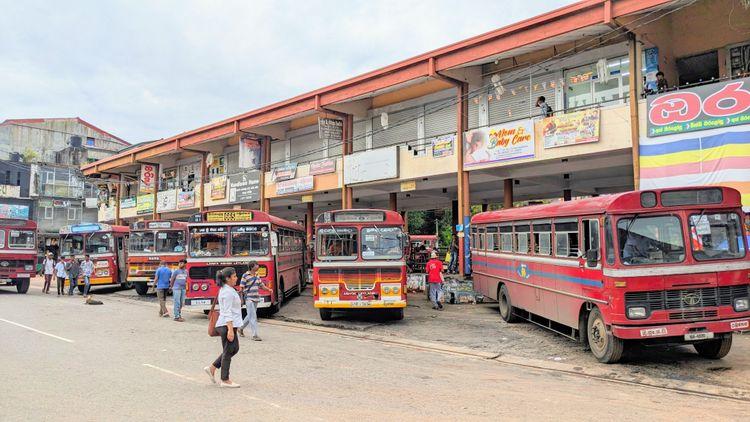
(586, 248, 599, 267)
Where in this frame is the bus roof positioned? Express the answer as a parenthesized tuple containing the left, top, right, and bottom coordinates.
(0, 218, 36, 229)
(130, 220, 188, 231)
(189, 210, 304, 232)
(59, 223, 129, 234)
(315, 209, 404, 226)
(472, 187, 743, 225)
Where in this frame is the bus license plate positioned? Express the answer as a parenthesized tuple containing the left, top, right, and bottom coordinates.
(190, 299, 211, 306)
(685, 332, 714, 341)
(349, 301, 371, 307)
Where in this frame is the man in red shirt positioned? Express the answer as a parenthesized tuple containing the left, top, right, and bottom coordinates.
(425, 251, 444, 310)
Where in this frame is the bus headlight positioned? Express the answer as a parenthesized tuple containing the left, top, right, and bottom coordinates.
(734, 298, 749, 312)
(201, 284, 209, 291)
(383, 286, 391, 294)
(392, 286, 399, 294)
(321, 287, 329, 295)
(330, 287, 338, 295)
(191, 284, 199, 291)
(627, 307, 647, 319)
(95, 269, 109, 277)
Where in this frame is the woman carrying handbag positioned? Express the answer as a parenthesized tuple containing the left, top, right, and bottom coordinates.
(204, 267, 242, 388)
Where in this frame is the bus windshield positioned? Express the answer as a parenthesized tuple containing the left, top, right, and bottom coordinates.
(361, 227, 403, 259)
(156, 230, 185, 253)
(129, 232, 155, 253)
(317, 227, 358, 260)
(86, 232, 113, 254)
(8, 230, 35, 249)
(617, 215, 685, 265)
(689, 212, 746, 261)
(61, 235, 84, 256)
(190, 227, 227, 257)
(230, 226, 269, 256)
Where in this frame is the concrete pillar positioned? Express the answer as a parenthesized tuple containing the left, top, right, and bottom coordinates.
(503, 178, 513, 209)
(628, 32, 641, 190)
(152, 163, 159, 221)
(115, 175, 123, 225)
(389, 192, 398, 212)
(563, 189, 572, 202)
(341, 114, 354, 209)
(451, 200, 458, 230)
(305, 202, 314, 245)
(455, 82, 470, 276)
(260, 136, 271, 213)
(401, 210, 408, 233)
(199, 152, 207, 212)
(481, 203, 488, 212)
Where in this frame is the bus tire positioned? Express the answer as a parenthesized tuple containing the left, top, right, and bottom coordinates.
(121, 280, 134, 290)
(498, 284, 519, 323)
(319, 309, 332, 320)
(587, 307, 623, 364)
(391, 308, 404, 321)
(15, 279, 29, 294)
(271, 280, 284, 314)
(77, 285, 85, 294)
(694, 334, 732, 359)
(134, 283, 149, 296)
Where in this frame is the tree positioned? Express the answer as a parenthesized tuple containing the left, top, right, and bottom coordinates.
(21, 148, 38, 163)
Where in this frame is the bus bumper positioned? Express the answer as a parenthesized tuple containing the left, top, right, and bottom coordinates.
(612, 317, 750, 340)
(127, 277, 152, 283)
(0, 273, 31, 284)
(314, 299, 407, 309)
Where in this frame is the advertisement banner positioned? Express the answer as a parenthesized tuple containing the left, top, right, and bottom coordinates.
(121, 197, 136, 209)
(431, 134, 454, 158)
(271, 163, 297, 182)
(0, 185, 21, 198)
(228, 171, 261, 203)
(276, 176, 314, 195)
(463, 120, 534, 168)
(309, 159, 336, 175)
(0, 204, 30, 219)
(139, 164, 157, 194)
(343, 146, 398, 184)
(210, 176, 227, 200)
(647, 77, 750, 137)
(541, 108, 600, 148)
(136, 194, 154, 215)
(157, 189, 176, 212)
(239, 136, 262, 169)
(178, 191, 195, 209)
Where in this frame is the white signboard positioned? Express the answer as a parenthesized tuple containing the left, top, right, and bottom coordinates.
(343, 146, 398, 185)
(157, 189, 177, 212)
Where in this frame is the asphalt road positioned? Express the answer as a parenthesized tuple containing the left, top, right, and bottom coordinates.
(1, 286, 748, 421)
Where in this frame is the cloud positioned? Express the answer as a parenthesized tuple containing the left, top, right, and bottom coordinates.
(0, 0, 572, 143)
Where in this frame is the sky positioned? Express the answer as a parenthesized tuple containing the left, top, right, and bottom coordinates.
(0, 0, 572, 144)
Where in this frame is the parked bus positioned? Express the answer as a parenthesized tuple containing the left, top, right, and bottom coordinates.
(313, 209, 408, 320)
(185, 210, 306, 313)
(471, 187, 749, 363)
(59, 223, 130, 292)
(0, 218, 37, 294)
(407, 234, 438, 273)
(128, 220, 187, 296)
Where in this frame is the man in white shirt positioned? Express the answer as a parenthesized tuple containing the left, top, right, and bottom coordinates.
(42, 253, 55, 294)
(54, 257, 67, 296)
(80, 254, 95, 298)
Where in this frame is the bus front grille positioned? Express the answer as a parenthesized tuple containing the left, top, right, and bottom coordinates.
(625, 285, 749, 311)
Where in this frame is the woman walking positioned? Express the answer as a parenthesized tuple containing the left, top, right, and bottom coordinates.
(204, 267, 242, 388)
(239, 261, 270, 341)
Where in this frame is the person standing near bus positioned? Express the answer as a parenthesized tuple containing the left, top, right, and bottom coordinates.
(204, 267, 242, 388)
(66, 256, 80, 296)
(154, 261, 172, 318)
(80, 254, 94, 298)
(42, 253, 55, 294)
(54, 257, 67, 296)
(169, 260, 188, 322)
(448, 236, 459, 274)
(239, 262, 270, 341)
(426, 251, 444, 310)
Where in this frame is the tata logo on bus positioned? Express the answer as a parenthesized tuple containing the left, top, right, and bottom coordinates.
(206, 211, 253, 222)
(647, 77, 750, 137)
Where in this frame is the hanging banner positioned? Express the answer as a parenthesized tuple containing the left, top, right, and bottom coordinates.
(463, 119, 534, 168)
(157, 189, 177, 212)
(643, 47, 659, 94)
(541, 108, 600, 148)
(121, 197, 136, 209)
(431, 134, 454, 158)
(228, 171, 261, 203)
(178, 191, 195, 209)
(210, 176, 227, 200)
(318, 117, 343, 141)
(271, 163, 297, 182)
(344, 146, 399, 184)
(239, 136, 262, 169)
(647, 76, 750, 137)
(136, 194, 154, 215)
(276, 176, 314, 195)
(309, 159, 336, 175)
(139, 164, 157, 194)
(0, 185, 21, 198)
(0, 204, 29, 219)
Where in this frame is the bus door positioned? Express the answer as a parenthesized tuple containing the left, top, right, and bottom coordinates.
(116, 236, 127, 284)
(270, 230, 280, 300)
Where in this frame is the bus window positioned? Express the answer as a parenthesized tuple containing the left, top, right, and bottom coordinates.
(86, 233, 113, 254)
(532, 223, 551, 256)
(8, 230, 35, 249)
(604, 217, 615, 265)
(361, 227, 403, 259)
(583, 219, 600, 266)
(477, 227, 485, 250)
(230, 226, 269, 256)
(499, 225, 513, 252)
(190, 228, 227, 257)
(318, 227, 357, 260)
(486, 226, 499, 251)
(0, 230, 4, 248)
(514, 224, 530, 254)
(554, 221, 579, 258)
(689, 212, 745, 261)
(129, 232, 155, 253)
(156, 230, 186, 253)
(617, 216, 684, 265)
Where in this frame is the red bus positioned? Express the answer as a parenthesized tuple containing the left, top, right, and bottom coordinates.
(313, 209, 408, 320)
(59, 223, 130, 292)
(128, 220, 187, 296)
(408, 234, 438, 273)
(0, 218, 37, 294)
(471, 187, 749, 363)
(185, 210, 306, 313)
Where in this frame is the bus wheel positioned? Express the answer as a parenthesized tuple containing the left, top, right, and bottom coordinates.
(319, 309, 332, 320)
(15, 279, 29, 294)
(270, 281, 284, 314)
(587, 307, 623, 364)
(134, 283, 149, 296)
(77, 285, 85, 294)
(498, 284, 519, 323)
(694, 334, 732, 359)
(390, 308, 404, 321)
(121, 281, 134, 290)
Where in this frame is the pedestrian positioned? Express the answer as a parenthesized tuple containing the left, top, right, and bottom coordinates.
(239, 261, 270, 340)
(170, 259, 188, 322)
(204, 267, 242, 388)
(54, 257, 67, 296)
(656, 71, 669, 93)
(426, 251, 444, 310)
(66, 256, 80, 296)
(42, 253, 55, 294)
(449, 236, 459, 274)
(154, 261, 172, 318)
(536, 96, 553, 117)
(80, 254, 95, 299)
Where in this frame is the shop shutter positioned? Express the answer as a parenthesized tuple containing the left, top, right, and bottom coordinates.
(530, 71, 560, 116)
(352, 119, 367, 153)
(467, 91, 482, 129)
(424, 97, 457, 138)
(270, 139, 287, 169)
(372, 107, 420, 149)
(290, 129, 326, 164)
(488, 75, 532, 126)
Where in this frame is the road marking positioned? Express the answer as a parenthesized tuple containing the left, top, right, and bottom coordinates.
(0, 318, 74, 343)
(243, 394, 282, 409)
(142, 364, 198, 382)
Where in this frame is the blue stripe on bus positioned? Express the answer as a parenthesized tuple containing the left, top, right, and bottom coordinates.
(472, 257, 602, 288)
